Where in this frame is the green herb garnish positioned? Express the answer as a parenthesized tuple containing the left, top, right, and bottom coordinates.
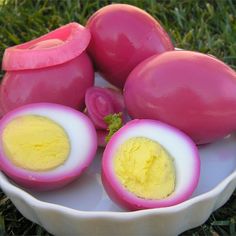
(104, 112, 123, 143)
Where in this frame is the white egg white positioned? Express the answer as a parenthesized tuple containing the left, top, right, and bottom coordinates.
(102, 119, 200, 209)
(8, 104, 95, 175)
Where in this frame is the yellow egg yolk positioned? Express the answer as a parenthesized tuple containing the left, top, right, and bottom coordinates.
(2, 115, 70, 171)
(114, 137, 176, 199)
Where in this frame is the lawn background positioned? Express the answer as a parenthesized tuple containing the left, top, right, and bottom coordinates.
(0, 0, 235, 235)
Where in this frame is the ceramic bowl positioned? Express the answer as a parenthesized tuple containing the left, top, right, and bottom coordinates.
(0, 74, 236, 236)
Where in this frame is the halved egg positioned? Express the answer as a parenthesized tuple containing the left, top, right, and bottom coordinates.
(0, 103, 97, 191)
(102, 119, 200, 210)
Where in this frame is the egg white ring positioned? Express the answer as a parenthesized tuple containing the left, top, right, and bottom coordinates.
(102, 119, 200, 208)
(0, 103, 97, 183)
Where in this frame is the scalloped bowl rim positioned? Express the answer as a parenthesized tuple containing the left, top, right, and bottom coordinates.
(0, 161, 235, 219)
(1, 71, 236, 220)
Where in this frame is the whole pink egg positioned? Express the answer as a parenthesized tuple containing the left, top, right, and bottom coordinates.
(1, 23, 94, 114)
(86, 4, 174, 88)
(124, 50, 236, 144)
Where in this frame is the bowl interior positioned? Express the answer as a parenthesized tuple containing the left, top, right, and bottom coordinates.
(19, 133, 236, 212)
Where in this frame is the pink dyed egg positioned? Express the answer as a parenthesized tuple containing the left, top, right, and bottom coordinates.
(1, 23, 94, 114)
(102, 119, 200, 210)
(124, 50, 236, 144)
(96, 129, 108, 148)
(0, 103, 97, 191)
(86, 4, 173, 88)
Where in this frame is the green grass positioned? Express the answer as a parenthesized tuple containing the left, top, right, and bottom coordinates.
(0, 0, 235, 235)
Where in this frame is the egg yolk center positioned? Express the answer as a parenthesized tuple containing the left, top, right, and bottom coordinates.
(114, 137, 175, 200)
(2, 115, 70, 171)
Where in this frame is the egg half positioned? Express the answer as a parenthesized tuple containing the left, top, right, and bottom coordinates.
(102, 119, 200, 210)
(0, 103, 97, 191)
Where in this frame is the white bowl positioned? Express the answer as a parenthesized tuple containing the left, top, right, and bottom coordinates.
(0, 74, 236, 236)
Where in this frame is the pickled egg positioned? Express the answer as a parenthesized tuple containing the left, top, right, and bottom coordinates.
(102, 119, 200, 210)
(86, 4, 174, 88)
(0, 103, 97, 191)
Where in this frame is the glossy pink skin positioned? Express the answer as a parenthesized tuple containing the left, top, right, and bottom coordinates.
(0, 85, 3, 119)
(102, 119, 200, 210)
(2, 22, 91, 70)
(124, 50, 236, 144)
(86, 4, 174, 88)
(96, 129, 107, 148)
(85, 87, 125, 129)
(0, 103, 97, 191)
(1, 52, 94, 114)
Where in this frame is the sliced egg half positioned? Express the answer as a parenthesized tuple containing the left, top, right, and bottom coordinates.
(0, 103, 97, 191)
(102, 119, 200, 210)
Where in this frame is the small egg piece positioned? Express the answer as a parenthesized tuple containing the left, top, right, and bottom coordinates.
(0, 103, 97, 191)
(102, 119, 200, 210)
